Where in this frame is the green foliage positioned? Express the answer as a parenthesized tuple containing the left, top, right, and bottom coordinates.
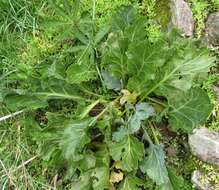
(138, 0, 162, 41)
(0, 0, 41, 35)
(189, 0, 219, 38)
(119, 175, 143, 190)
(169, 88, 213, 132)
(140, 144, 169, 185)
(1, 1, 216, 189)
(189, 0, 210, 38)
(203, 73, 219, 131)
(110, 135, 145, 172)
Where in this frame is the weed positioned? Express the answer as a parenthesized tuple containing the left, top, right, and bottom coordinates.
(0, 1, 218, 189)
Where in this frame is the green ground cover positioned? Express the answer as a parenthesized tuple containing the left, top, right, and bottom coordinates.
(0, 0, 218, 189)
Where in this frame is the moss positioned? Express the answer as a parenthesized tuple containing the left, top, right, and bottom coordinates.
(155, 0, 171, 27)
(188, 0, 211, 38)
(184, 156, 219, 188)
(80, 0, 138, 26)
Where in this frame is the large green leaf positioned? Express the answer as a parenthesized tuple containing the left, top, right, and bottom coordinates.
(169, 87, 213, 132)
(94, 25, 110, 45)
(112, 127, 128, 142)
(71, 146, 110, 190)
(35, 82, 89, 102)
(66, 64, 96, 84)
(4, 93, 48, 110)
(152, 45, 215, 97)
(103, 25, 215, 95)
(156, 168, 193, 190)
(70, 171, 92, 190)
(92, 167, 110, 190)
(140, 145, 169, 185)
(34, 117, 94, 164)
(126, 41, 166, 91)
(3, 81, 89, 110)
(102, 34, 129, 79)
(60, 118, 93, 161)
(123, 17, 147, 42)
(119, 175, 143, 190)
(109, 135, 144, 171)
(76, 152, 96, 172)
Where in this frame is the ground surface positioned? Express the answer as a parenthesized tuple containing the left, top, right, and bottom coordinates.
(0, 0, 219, 189)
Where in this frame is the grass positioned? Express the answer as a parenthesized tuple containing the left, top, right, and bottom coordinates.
(189, 0, 219, 38)
(0, 120, 55, 189)
(0, 0, 219, 189)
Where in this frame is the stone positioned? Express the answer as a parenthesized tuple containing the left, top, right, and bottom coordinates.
(189, 128, 219, 166)
(191, 170, 214, 190)
(212, 85, 219, 102)
(170, 0, 194, 36)
(205, 12, 219, 46)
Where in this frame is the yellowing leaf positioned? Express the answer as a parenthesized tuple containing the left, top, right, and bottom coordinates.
(110, 171, 124, 183)
(120, 89, 137, 105)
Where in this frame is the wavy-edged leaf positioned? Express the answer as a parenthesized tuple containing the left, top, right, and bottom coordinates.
(127, 41, 166, 91)
(4, 94, 48, 110)
(140, 145, 169, 185)
(70, 171, 92, 190)
(66, 64, 96, 84)
(112, 127, 128, 142)
(48, 62, 66, 80)
(153, 45, 215, 97)
(92, 167, 110, 190)
(3, 81, 89, 110)
(130, 102, 155, 133)
(102, 34, 129, 79)
(60, 118, 94, 161)
(119, 175, 143, 190)
(36, 82, 88, 102)
(169, 87, 213, 133)
(109, 135, 144, 171)
(124, 17, 147, 42)
(156, 168, 192, 190)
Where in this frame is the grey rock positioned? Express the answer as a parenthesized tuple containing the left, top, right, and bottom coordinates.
(170, 0, 194, 36)
(191, 170, 214, 190)
(189, 128, 219, 166)
(212, 85, 219, 102)
(205, 12, 219, 46)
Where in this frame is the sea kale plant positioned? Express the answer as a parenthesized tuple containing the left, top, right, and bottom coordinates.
(1, 3, 215, 190)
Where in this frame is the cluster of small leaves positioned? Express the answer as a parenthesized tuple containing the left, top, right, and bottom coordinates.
(0, 2, 215, 190)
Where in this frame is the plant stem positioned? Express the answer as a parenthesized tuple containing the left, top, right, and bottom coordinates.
(92, 0, 96, 21)
(35, 92, 91, 102)
(145, 97, 167, 107)
(79, 100, 100, 119)
(89, 97, 120, 126)
(149, 121, 159, 145)
(79, 85, 105, 98)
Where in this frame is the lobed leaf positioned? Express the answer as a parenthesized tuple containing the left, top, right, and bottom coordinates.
(129, 102, 155, 133)
(140, 145, 169, 185)
(66, 64, 96, 84)
(169, 87, 213, 133)
(109, 135, 144, 172)
(119, 175, 143, 190)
